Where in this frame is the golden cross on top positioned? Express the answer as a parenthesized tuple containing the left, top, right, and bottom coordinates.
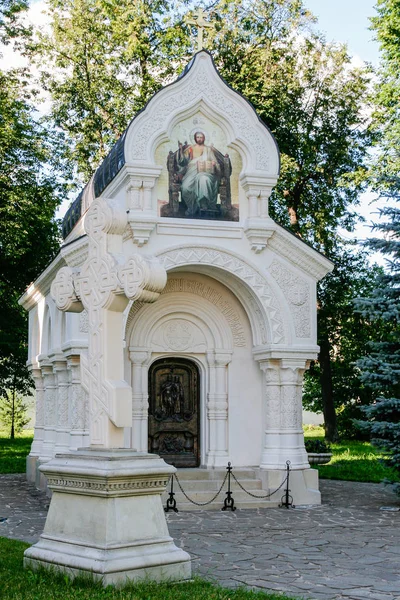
(186, 7, 213, 51)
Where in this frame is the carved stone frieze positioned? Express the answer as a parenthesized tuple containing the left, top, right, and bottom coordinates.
(157, 247, 285, 344)
(269, 260, 311, 338)
(125, 277, 247, 347)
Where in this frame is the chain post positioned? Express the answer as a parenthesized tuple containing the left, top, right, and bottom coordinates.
(164, 474, 178, 513)
(279, 460, 294, 509)
(222, 462, 236, 511)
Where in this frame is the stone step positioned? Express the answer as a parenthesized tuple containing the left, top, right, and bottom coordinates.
(169, 477, 263, 492)
(164, 497, 281, 512)
(169, 467, 258, 480)
(163, 487, 273, 503)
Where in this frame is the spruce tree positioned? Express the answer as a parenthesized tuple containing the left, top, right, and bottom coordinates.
(355, 201, 400, 491)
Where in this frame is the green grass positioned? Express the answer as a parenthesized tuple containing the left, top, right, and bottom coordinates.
(0, 430, 33, 474)
(303, 426, 400, 483)
(0, 537, 298, 600)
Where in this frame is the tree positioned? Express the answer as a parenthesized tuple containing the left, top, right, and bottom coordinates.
(0, 3, 65, 426)
(0, 384, 32, 438)
(355, 204, 400, 490)
(31, 0, 191, 180)
(304, 244, 384, 440)
(351, 1, 400, 488)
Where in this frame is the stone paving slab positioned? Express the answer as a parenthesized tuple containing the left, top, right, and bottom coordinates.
(0, 474, 399, 600)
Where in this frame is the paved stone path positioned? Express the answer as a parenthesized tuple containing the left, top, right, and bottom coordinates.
(1, 474, 399, 600)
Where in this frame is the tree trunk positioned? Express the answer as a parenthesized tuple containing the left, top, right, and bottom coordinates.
(319, 335, 339, 442)
(11, 388, 15, 439)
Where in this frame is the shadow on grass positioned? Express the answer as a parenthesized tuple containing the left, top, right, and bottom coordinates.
(0, 537, 300, 600)
(0, 434, 33, 474)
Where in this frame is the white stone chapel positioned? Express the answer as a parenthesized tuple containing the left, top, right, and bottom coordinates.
(21, 50, 333, 508)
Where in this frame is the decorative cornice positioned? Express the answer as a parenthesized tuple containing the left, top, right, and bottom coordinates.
(268, 225, 333, 280)
(45, 476, 170, 497)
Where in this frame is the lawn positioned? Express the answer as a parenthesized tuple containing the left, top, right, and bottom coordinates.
(1, 427, 399, 485)
(0, 537, 298, 600)
(0, 430, 33, 474)
(303, 425, 400, 484)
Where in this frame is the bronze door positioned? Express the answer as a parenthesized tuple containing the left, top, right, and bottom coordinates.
(148, 358, 200, 467)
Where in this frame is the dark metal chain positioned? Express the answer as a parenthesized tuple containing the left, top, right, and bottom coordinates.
(230, 471, 288, 499)
(174, 471, 228, 506)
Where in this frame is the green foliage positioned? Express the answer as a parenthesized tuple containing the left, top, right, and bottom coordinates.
(0, 390, 31, 438)
(303, 432, 400, 483)
(303, 243, 383, 440)
(0, 13, 65, 401)
(31, 0, 192, 180)
(0, 431, 33, 473)
(210, 1, 372, 247)
(304, 439, 331, 453)
(0, 538, 296, 600)
(355, 204, 400, 491)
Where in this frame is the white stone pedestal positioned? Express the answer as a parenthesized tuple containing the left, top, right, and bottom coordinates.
(24, 449, 191, 585)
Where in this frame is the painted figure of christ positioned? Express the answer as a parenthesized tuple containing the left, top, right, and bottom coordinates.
(177, 131, 221, 217)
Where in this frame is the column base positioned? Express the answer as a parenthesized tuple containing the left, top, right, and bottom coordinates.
(24, 449, 191, 586)
(257, 467, 321, 505)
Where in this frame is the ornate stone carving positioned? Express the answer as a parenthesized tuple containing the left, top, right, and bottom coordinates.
(51, 196, 167, 447)
(157, 247, 285, 344)
(269, 260, 311, 338)
(130, 56, 274, 173)
(79, 310, 89, 333)
(268, 229, 333, 280)
(164, 319, 194, 351)
(125, 277, 247, 347)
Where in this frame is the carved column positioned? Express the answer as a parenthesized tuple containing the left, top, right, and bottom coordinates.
(260, 188, 271, 219)
(259, 358, 309, 470)
(53, 360, 70, 454)
(127, 178, 142, 211)
(41, 362, 57, 459)
(66, 355, 89, 450)
(142, 179, 154, 212)
(129, 350, 150, 452)
(205, 351, 231, 467)
(246, 188, 259, 218)
(28, 367, 45, 458)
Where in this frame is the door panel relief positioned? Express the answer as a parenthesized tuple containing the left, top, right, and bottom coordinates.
(148, 358, 200, 467)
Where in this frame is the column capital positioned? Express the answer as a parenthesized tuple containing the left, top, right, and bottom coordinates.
(207, 351, 232, 367)
(129, 350, 150, 365)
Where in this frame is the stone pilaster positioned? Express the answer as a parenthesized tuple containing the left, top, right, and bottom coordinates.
(66, 355, 89, 450)
(53, 360, 70, 454)
(259, 358, 309, 470)
(129, 350, 151, 452)
(26, 366, 45, 483)
(205, 351, 232, 467)
(40, 362, 57, 459)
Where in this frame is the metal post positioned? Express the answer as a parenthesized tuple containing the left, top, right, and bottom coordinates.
(280, 460, 294, 509)
(222, 462, 236, 511)
(165, 474, 178, 513)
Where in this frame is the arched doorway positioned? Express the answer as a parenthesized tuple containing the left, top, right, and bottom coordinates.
(148, 357, 200, 467)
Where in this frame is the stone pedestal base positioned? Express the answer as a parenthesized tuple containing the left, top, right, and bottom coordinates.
(24, 449, 191, 585)
(257, 467, 321, 505)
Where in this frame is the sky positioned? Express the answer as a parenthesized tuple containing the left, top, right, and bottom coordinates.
(304, 0, 379, 65)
